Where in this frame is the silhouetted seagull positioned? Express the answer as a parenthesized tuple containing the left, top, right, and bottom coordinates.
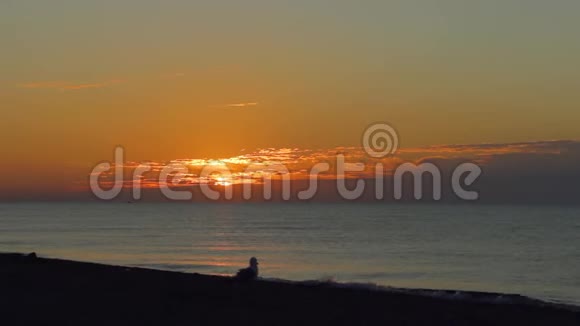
(235, 257, 259, 280)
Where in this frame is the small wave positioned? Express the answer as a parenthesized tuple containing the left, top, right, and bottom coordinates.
(259, 277, 577, 309)
(131, 263, 218, 271)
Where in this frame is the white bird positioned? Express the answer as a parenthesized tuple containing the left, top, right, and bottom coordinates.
(235, 257, 259, 281)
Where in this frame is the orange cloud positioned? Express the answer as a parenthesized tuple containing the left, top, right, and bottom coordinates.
(83, 140, 580, 192)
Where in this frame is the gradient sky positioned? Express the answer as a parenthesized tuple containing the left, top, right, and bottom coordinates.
(1, 1, 579, 197)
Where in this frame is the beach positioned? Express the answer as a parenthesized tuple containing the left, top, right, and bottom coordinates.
(1, 253, 578, 326)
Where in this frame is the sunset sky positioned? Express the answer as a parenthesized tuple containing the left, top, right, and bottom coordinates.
(1, 1, 579, 199)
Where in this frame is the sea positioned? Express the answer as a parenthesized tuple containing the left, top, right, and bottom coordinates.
(1, 202, 579, 306)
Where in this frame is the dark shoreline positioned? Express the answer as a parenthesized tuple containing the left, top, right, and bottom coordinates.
(1, 253, 578, 325)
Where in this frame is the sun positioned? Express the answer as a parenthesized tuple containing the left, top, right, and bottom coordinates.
(215, 176, 232, 187)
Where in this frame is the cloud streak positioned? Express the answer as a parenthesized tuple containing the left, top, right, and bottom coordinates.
(224, 102, 259, 108)
(18, 79, 124, 91)
(18, 81, 69, 89)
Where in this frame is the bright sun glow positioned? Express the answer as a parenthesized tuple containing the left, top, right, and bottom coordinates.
(215, 176, 232, 187)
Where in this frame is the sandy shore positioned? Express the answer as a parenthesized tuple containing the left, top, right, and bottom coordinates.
(1, 253, 578, 325)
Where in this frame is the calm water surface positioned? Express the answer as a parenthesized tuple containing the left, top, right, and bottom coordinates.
(1, 202, 579, 305)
